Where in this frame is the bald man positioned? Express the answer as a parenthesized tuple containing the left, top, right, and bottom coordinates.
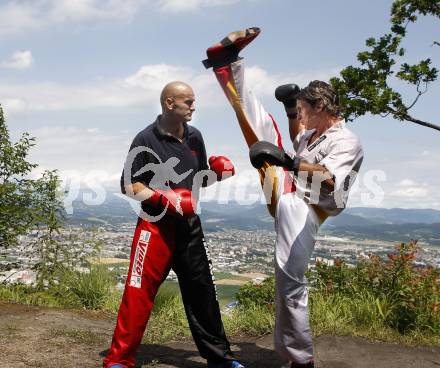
(104, 82, 243, 368)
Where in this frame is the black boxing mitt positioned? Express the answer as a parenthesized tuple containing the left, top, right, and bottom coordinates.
(249, 141, 301, 174)
(275, 84, 300, 119)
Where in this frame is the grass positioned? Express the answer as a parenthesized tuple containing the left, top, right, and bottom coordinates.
(309, 290, 440, 346)
(1, 281, 438, 346)
(143, 295, 190, 343)
(223, 305, 275, 336)
(216, 285, 242, 306)
(0, 284, 62, 307)
(58, 266, 114, 309)
(1, 242, 438, 347)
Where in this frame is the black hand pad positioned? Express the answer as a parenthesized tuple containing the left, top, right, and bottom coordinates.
(249, 141, 294, 170)
(275, 84, 300, 108)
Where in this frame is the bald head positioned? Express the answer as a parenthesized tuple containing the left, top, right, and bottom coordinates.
(160, 81, 196, 123)
(160, 81, 194, 108)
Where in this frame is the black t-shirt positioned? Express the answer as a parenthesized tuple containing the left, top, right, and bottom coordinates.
(120, 115, 209, 213)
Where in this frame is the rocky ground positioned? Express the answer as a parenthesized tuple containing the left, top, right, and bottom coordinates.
(0, 302, 439, 368)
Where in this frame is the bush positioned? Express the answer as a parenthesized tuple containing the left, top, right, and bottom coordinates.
(1, 241, 437, 345)
(235, 277, 275, 308)
(55, 266, 116, 310)
(0, 283, 61, 307)
(143, 294, 190, 343)
(0, 267, 118, 310)
(233, 241, 439, 343)
(310, 241, 439, 335)
(223, 304, 275, 336)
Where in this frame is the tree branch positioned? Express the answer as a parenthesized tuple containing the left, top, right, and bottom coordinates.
(407, 81, 427, 110)
(387, 107, 440, 131)
(403, 115, 440, 131)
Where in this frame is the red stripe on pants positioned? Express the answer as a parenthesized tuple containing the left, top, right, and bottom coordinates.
(104, 217, 175, 368)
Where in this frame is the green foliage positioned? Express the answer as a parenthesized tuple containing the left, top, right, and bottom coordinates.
(1, 242, 437, 345)
(330, 0, 440, 129)
(55, 266, 116, 310)
(235, 276, 275, 308)
(0, 105, 66, 278)
(232, 278, 276, 336)
(311, 241, 439, 335)
(143, 295, 190, 343)
(0, 105, 102, 286)
(0, 283, 62, 307)
(33, 229, 103, 289)
(0, 266, 117, 310)
(391, 0, 440, 35)
(234, 241, 439, 341)
(0, 105, 38, 251)
(223, 304, 275, 336)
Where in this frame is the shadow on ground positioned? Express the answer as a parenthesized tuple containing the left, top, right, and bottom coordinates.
(100, 334, 440, 368)
(100, 338, 285, 368)
(1, 303, 438, 368)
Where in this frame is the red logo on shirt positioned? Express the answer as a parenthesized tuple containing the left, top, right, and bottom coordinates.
(191, 150, 197, 157)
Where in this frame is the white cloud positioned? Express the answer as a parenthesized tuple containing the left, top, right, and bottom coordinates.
(2, 98, 28, 115)
(0, 76, 153, 113)
(124, 64, 195, 89)
(27, 125, 129, 175)
(1, 50, 33, 70)
(20, 123, 266, 205)
(245, 65, 340, 98)
(0, 2, 40, 35)
(49, 0, 145, 22)
(0, 0, 148, 35)
(0, 63, 207, 113)
(157, 0, 237, 12)
(0, 63, 339, 115)
(0, 0, 251, 35)
(390, 186, 429, 198)
(398, 179, 417, 187)
(378, 178, 438, 208)
(19, 124, 440, 210)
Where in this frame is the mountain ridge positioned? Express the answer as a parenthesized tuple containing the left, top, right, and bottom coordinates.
(65, 195, 440, 245)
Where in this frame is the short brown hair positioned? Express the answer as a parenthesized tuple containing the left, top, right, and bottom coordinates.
(297, 80, 340, 117)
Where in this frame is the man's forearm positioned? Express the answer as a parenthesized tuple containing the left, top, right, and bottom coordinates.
(124, 182, 155, 203)
(298, 161, 335, 191)
(249, 141, 335, 190)
(288, 116, 303, 143)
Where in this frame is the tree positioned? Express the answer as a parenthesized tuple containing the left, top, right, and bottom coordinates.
(0, 105, 63, 273)
(0, 105, 103, 287)
(331, 0, 440, 131)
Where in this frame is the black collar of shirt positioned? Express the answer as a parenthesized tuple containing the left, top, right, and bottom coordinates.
(153, 115, 189, 143)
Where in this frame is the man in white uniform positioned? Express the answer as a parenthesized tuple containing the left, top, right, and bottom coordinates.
(203, 28, 363, 368)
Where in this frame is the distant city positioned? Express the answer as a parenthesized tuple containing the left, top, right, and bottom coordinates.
(2, 197, 440, 285)
(2, 222, 439, 286)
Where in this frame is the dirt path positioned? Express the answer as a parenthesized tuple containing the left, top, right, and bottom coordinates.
(0, 302, 439, 368)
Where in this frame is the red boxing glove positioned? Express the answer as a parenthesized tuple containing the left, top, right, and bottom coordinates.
(209, 155, 235, 181)
(149, 188, 196, 218)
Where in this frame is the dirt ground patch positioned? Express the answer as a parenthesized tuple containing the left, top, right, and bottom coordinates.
(0, 301, 439, 367)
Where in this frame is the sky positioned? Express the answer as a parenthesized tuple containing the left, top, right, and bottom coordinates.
(0, 0, 439, 210)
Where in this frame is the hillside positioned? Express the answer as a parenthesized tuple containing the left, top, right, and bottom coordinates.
(0, 302, 438, 368)
(66, 195, 440, 245)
